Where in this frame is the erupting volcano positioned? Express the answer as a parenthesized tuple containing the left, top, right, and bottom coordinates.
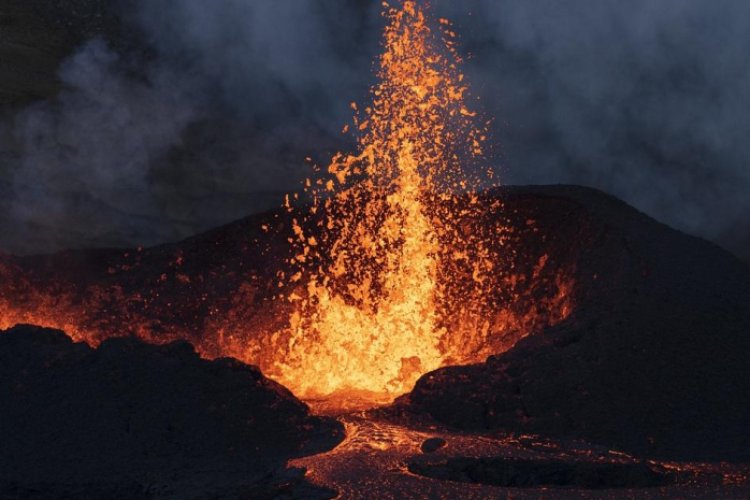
(0, 0, 575, 407)
(2, 1, 750, 497)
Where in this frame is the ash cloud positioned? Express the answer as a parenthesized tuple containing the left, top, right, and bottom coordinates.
(2, 0, 750, 261)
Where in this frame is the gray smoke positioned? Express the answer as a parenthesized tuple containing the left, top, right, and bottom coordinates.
(4, 38, 200, 251)
(433, 0, 750, 257)
(2, 0, 749, 261)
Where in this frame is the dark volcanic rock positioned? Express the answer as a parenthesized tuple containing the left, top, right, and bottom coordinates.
(408, 457, 674, 489)
(420, 437, 447, 454)
(0, 324, 343, 498)
(400, 185, 750, 462)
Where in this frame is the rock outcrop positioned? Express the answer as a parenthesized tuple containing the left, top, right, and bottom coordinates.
(0, 324, 343, 498)
(398, 186, 750, 462)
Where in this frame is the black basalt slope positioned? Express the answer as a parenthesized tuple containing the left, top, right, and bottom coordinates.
(400, 185, 750, 462)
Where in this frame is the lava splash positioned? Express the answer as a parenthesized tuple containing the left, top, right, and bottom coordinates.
(273, 0, 498, 400)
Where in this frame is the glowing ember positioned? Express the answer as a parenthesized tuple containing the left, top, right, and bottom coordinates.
(271, 1, 496, 399)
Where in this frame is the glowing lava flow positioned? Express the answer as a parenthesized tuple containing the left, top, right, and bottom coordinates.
(272, 1, 495, 400)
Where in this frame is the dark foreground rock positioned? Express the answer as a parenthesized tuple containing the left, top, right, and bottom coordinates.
(0, 324, 343, 499)
(397, 185, 750, 462)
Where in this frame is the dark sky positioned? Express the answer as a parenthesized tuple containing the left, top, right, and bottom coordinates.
(1, 0, 749, 261)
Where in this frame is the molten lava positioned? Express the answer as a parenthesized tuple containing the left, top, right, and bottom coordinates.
(271, 1, 500, 400)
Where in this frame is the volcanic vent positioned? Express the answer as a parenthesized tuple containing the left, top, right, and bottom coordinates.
(0, 1, 574, 406)
(270, 0, 554, 401)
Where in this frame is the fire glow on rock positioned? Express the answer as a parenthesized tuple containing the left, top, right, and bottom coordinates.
(272, 1, 499, 399)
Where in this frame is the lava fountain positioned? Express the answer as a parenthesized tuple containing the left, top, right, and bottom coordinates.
(270, 1, 498, 401)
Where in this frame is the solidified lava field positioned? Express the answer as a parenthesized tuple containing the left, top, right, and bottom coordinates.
(2, 185, 750, 498)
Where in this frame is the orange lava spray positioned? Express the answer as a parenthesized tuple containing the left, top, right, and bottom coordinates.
(273, 0, 494, 400)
